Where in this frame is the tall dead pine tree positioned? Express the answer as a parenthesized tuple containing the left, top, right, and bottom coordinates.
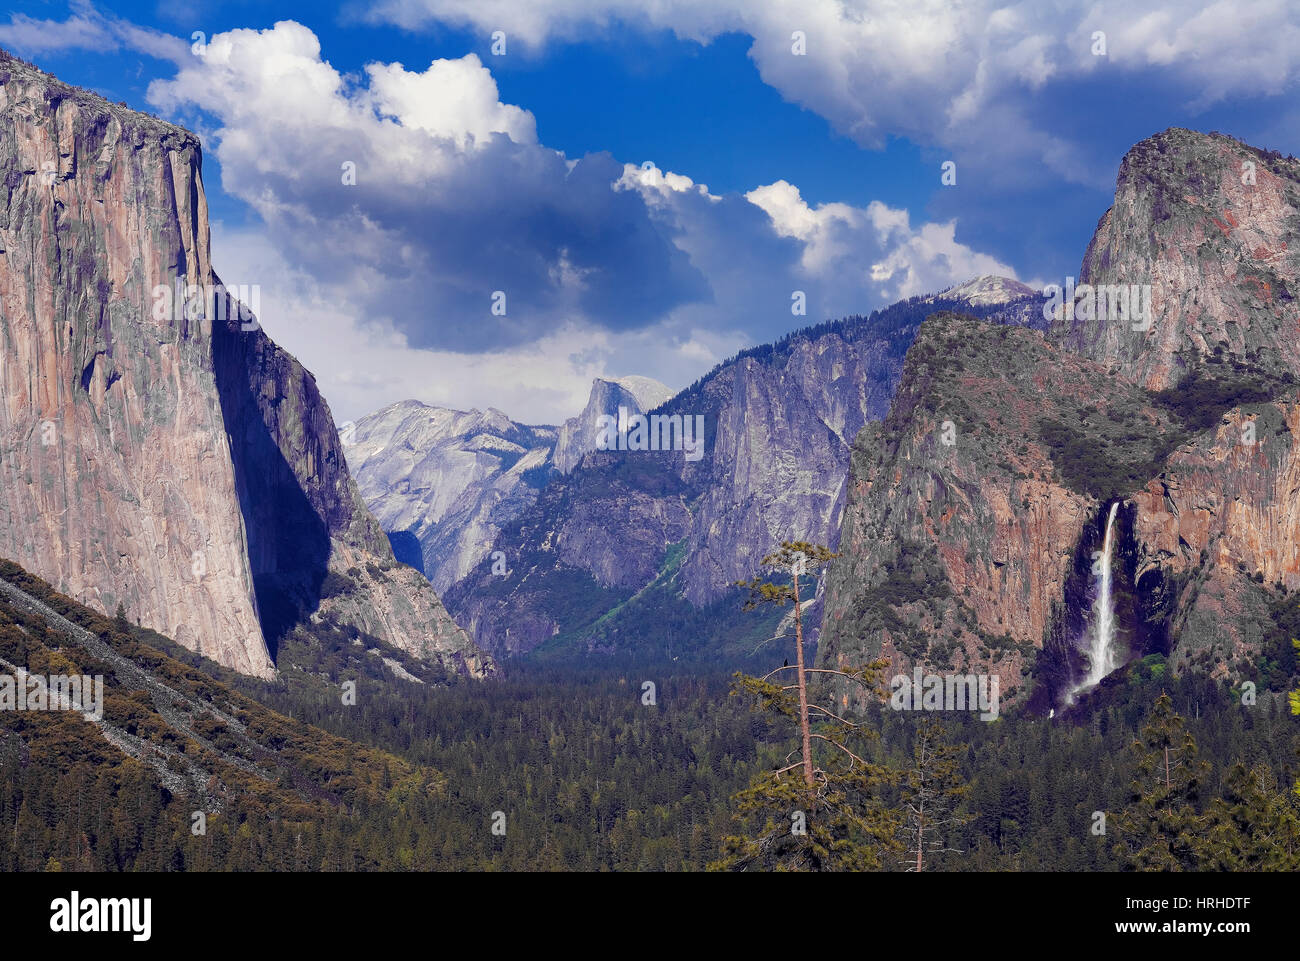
(713, 541, 901, 871)
(736, 542, 828, 785)
(898, 718, 973, 872)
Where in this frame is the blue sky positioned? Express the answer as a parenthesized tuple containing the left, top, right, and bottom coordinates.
(3, 0, 1299, 422)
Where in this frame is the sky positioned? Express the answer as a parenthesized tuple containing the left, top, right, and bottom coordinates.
(3, 0, 1300, 424)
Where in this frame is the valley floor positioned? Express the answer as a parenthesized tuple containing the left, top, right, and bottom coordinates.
(2, 560, 1297, 871)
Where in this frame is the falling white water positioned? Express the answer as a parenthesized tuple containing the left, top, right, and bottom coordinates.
(1072, 501, 1121, 697)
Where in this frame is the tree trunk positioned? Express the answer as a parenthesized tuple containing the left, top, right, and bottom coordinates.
(793, 570, 815, 788)
(915, 807, 925, 873)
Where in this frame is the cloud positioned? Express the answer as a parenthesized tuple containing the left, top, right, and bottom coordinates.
(136, 21, 1016, 421)
(0, 1, 187, 60)
(0, 13, 109, 54)
(146, 21, 710, 353)
(743, 179, 1015, 304)
(4, 14, 1021, 420)
(6, 4, 1296, 427)
(365, 0, 1300, 185)
(210, 223, 746, 424)
(366, 56, 538, 146)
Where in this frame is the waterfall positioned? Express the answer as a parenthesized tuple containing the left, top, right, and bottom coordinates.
(1072, 501, 1121, 697)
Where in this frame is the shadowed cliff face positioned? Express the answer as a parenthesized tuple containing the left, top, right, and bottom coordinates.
(0, 50, 272, 676)
(0, 48, 493, 679)
(386, 530, 425, 575)
(211, 305, 333, 656)
(1028, 502, 1181, 714)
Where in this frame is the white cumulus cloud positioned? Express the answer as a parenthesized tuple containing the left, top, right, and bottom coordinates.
(3, 13, 1026, 423)
(365, 0, 1300, 185)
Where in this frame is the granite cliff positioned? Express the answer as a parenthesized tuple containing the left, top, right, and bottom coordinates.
(0, 49, 491, 680)
(820, 129, 1300, 709)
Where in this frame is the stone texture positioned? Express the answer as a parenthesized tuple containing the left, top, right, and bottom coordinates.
(345, 401, 555, 593)
(1052, 127, 1300, 389)
(0, 49, 491, 679)
(1131, 401, 1300, 674)
(817, 315, 1177, 704)
(821, 129, 1300, 704)
(552, 376, 673, 474)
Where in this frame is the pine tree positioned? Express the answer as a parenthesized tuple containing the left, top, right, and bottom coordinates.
(1292, 639, 1300, 799)
(712, 542, 901, 871)
(898, 718, 974, 871)
(1112, 692, 1208, 871)
(1194, 761, 1300, 870)
(734, 542, 833, 787)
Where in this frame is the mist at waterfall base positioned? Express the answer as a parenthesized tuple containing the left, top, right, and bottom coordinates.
(1027, 501, 1179, 718)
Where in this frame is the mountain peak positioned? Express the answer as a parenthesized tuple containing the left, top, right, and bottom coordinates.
(1052, 127, 1300, 390)
(549, 375, 674, 475)
(596, 375, 674, 413)
(933, 275, 1038, 306)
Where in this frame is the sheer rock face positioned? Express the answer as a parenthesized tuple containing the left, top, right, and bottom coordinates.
(673, 342, 869, 607)
(1133, 405, 1300, 591)
(552, 376, 673, 475)
(0, 50, 491, 679)
(1054, 132, 1300, 679)
(1130, 401, 1300, 676)
(346, 400, 559, 593)
(443, 332, 897, 658)
(822, 130, 1300, 703)
(1051, 127, 1300, 389)
(817, 316, 1175, 704)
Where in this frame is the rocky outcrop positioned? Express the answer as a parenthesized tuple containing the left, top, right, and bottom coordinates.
(1053, 132, 1300, 691)
(1130, 399, 1300, 675)
(312, 542, 493, 678)
(0, 49, 491, 679)
(552, 376, 673, 474)
(934, 276, 1038, 308)
(346, 401, 558, 592)
(817, 313, 1187, 705)
(1051, 128, 1300, 389)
